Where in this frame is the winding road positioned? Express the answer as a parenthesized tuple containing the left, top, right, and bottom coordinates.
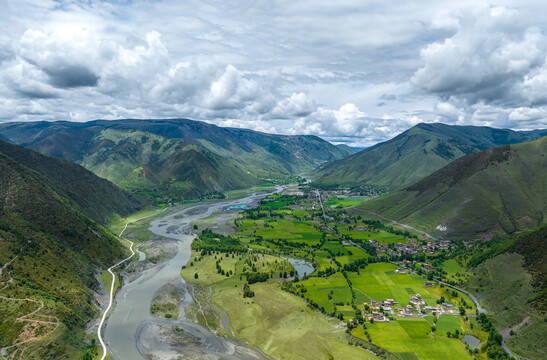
(97, 223, 136, 360)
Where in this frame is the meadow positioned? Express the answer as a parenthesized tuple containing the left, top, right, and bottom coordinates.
(352, 319, 472, 360)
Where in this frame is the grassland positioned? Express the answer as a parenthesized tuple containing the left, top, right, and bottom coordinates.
(179, 246, 377, 359)
(439, 259, 464, 274)
(352, 319, 472, 360)
(212, 282, 377, 360)
(467, 252, 546, 358)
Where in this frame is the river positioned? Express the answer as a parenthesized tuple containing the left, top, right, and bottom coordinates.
(104, 188, 282, 360)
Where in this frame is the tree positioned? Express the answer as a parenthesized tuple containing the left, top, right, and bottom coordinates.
(194, 273, 198, 279)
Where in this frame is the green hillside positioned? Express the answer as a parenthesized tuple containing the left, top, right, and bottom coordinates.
(0, 149, 129, 359)
(0, 139, 147, 223)
(357, 136, 547, 241)
(464, 225, 547, 358)
(0, 118, 353, 178)
(77, 128, 258, 199)
(313, 123, 547, 189)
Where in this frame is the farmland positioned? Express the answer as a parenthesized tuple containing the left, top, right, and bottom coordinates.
(174, 187, 495, 360)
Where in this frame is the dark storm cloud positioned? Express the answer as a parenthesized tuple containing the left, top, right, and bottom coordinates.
(44, 64, 99, 88)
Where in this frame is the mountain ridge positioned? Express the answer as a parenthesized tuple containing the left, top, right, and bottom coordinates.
(0, 118, 354, 178)
(313, 122, 547, 190)
(356, 136, 547, 241)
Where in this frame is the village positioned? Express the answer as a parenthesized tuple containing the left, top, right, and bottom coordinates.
(359, 292, 459, 323)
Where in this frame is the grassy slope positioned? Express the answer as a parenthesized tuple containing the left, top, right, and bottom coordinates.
(0, 118, 353, 178)
(214, 282, 377, 360)
(0, 139, 146, 224)
(0, 152, 128, 359)
(464, 225, 547, 358)
(313, 123, 547, 190)
(78, 128, 259, 199)
(467, 253, 546, 359)
(359, 137, 547, 241)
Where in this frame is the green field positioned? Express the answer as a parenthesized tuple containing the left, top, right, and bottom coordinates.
(435, 315, 463, 335)
(439, 259, 464, 274)
(325, 196, 370, 207)
(237, 217, 323, 246)
(339, 226, 407, 244)
(353, 319, 472, 360)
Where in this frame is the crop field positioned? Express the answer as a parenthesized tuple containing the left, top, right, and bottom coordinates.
(237, 218, 323, 246)
(339, 226, 407, 244)
(325, 196, 370, 207)
(350, 263, 434, 305)
(435, 315, 463, 335)
(353, 319, 472, 360)
(299, 273, 352, 313)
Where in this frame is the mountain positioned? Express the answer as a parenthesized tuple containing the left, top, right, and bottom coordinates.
(76, 128, 258, 199)
(0, 139, 147, 224)
(463, 225, 546, 358)
(356, 136, 547, 241)
(313, 123, 547, 190)
(0, 146, 130, 358)
(0, 118, 353, 178)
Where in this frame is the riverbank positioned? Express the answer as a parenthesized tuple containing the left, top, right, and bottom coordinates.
(103, 188, 283, 359)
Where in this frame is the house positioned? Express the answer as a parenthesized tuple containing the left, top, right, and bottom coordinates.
(403, 305, 413, 315)
(442, 303, 454, 311)
(371, 300, 381, 308)
(369, 239, 379, 246)
(422, 263, 434, 271)
(410, 294, 422, 304)
(424, 281, 433, 287)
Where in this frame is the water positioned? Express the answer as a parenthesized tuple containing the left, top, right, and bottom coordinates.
(224, 204, 249, 211)
(462, 335, 480, 350)
(280, 256, 314, 278)
(104, 188, 282, 360)
(136, 247, 146, 261)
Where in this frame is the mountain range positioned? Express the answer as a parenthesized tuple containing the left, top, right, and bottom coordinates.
(313, 123, 547, 190)
(0, 119, 354, 199)
(356, 136, 547, 241)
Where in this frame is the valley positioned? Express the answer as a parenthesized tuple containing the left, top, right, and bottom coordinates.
(0, 120, 545, 360)
(96, 183, 518, 360)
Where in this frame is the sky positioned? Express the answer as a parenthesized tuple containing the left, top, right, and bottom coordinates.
(1, 0, 547, 147)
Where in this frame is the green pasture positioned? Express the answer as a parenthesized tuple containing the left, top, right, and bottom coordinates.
(353, 319, 472, 360)
(339, 227, 407, 244)
(325, 196, 370, 207)
(439, 259, 464, 274)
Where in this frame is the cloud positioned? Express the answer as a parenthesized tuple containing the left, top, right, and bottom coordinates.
(1, 1, 547, 145)
(203, 65, 260, 110)
(412, 6, 546, 106)
(270, 93, 317, 118)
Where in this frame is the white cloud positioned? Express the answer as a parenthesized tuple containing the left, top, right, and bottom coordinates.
(1, 0, 547, 145)
(412, 5, 546, 106)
